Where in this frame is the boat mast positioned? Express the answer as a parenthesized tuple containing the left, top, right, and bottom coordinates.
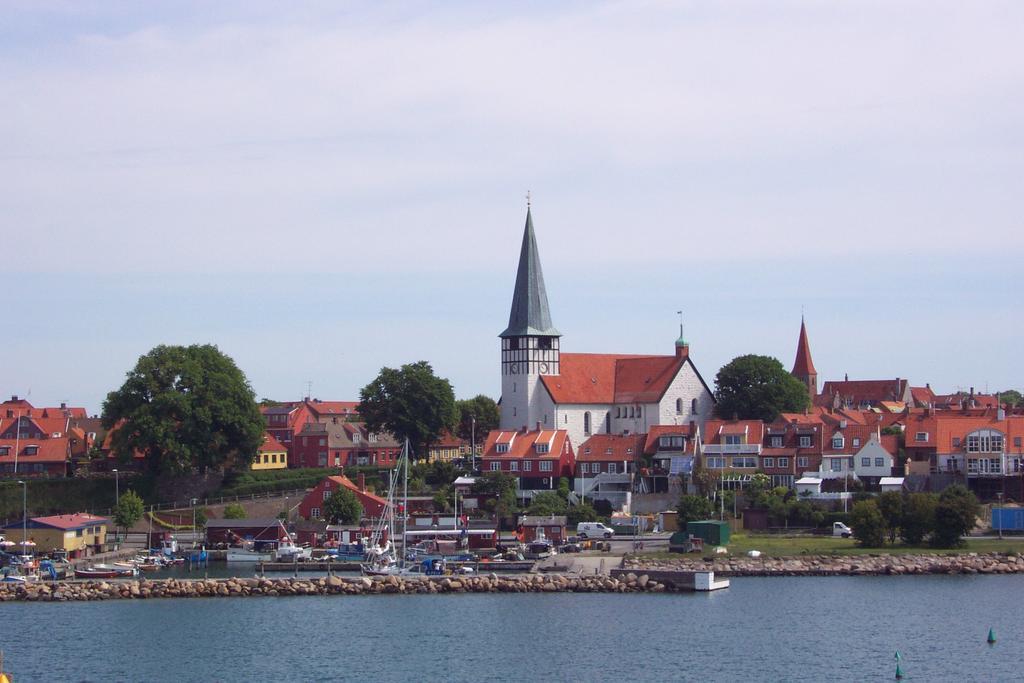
(401, 439, 409, 568)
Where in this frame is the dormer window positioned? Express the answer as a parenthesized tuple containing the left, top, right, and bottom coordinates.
(832, 437, 844, 449)
(799, 436, 812, 448)
(605, 448, 613, 455)
(0, 446, 8, 456)
(724, 435, 741, 445)
(496, 443, 509, 454)
(914, 432, 928, 442)
(770, 436, 783, 448)
(852, 438, 860, 448)
(535, 443, 549, 455)
(24, 445, 38, 456)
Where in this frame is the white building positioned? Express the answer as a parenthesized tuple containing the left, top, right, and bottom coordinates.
(498, 208, 715, 448)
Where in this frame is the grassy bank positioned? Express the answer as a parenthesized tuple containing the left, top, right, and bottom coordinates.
(643, 532, 1024, 559)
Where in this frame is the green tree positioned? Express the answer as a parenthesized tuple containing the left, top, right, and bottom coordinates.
(455, 395, 500, 443)
(526, 491, 568, 516)
(930, 485, 979, 548)
(322, 486, 364, 525)
(471, 472, 520, 520)
(677, 494, 713, 527)
(433, 485, 454, 513)
(102, 344, 265, 475)
(567, 502, 599, 526)
(900, 492, 937, 545)
(222, 503, 246, 519)
(713, 354, 811, 421)
(358, 361, 459, 461)
(877, 491, 904, 544)
(193, 507, 208, 529)
(113, 490, 144, 537)
(996, 389, 1022, 407)
(850, 499, 886, 547)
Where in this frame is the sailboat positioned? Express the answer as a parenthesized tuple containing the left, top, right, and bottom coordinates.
(361, 440, 417, 576)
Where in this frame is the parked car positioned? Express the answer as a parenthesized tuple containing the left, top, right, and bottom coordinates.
(577, 522, 615, 539)
(833, 522, 853, 538)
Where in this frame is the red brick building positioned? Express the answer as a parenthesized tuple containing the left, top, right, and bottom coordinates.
(299, 474, 390, 521)
(480, 428, 575, 491)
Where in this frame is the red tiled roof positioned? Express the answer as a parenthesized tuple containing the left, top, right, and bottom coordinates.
(259, 433, 287, 453)
(792, 319, 817, 377)
(306, 401, 360, 418)
(910, 386, 937, 406)
(642, 424, 695, 455)
(703, 419, 765, 444)
(539, 353, 684, 404)
(482, 429, 570, 459)
(820, 379, 908, 403)
(27, 513, 108, 530)
(326, 475, 388, 507)
(0, 438, 69, 463)
(577, 434, 645, 461)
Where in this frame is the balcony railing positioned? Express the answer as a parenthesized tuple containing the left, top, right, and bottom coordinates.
(703, 444, 762, 455)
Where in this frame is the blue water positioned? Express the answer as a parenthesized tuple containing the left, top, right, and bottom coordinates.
(2, 575, 1022, 681)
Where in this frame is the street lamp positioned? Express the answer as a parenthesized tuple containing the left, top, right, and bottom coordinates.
(996, 491, 1004, 539)
(191, 498, 199, 548)
(112, 468, 120, 505)
(16, 481, 26, 554)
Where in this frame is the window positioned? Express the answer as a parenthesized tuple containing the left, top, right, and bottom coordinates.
(605, 448, 613, 455)
(732, 457, 756, 468)
(535, 443, 549, 454)
(510, 461, 519, 472)
(76, 529, 83, 537)
(763, 457, 774, 468)
(778, 457, 789, 467)
(607, 463, 617, 474)
(852, 438, 860, 448)
(584, 412, 592, 436)
(1015, 437, 1023, 448)
(539, 461, 553, 472)
(691, 398, 698, 414)
(797, 457, 808, 467)
(319, 438, 326, 446)
(524, 460, 532, 471)
(724, 435, 741, 445)
(875, 457, 884, 467)
(0, 447, 8, 456)
(914, 432, 928, 442)
(496, 443, 509, 454)
(24, 445, 38, 456)
(675, 398, 682, 414)
(490, 462, 500, 471)
(706, 456, 725, 468)
(832, 437, 844, 449)
(830, 459, 843, 472)
(861, 457, 871, 467)
(323, 490, 332, 501)
(770, 436, 783, 448)
(311, 507, 320, 519)
(799, 436, 812, 448)
(659, 436, 684, 449)
(615, 407, 621, 418)
(580, 463, 588, 474)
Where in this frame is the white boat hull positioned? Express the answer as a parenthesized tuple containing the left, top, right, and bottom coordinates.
(226, 550, 274, 563)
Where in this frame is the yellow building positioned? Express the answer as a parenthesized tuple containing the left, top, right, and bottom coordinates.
(3, 513, 108, 559)
(427, 432, 464, 464)
(252, 433, 288, 470)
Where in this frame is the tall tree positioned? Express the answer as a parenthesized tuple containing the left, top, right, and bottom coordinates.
(714, 354, 811, 421)
(996, 389, 1022, 407)
(102, 344, 265, 475)
(113, 490, 144, 539)
(931, 485, 979, 548)
(358, 361, 458, 461)
(455, 395, 500, 443)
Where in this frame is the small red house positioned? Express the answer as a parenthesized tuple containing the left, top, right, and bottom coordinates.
(299, 474, 389, 521)
(480, 428, 575, 490)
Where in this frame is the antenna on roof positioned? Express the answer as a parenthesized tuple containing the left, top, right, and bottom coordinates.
(526, 190, 531, 209)
(305, 380, 312, 402)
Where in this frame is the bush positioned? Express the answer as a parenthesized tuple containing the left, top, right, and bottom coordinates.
(222, 503, 246, 519)
(850, 500, 886, 547)
(677, 494, 713, 527)
(877, 491, 904, 544)
(900, 493, 936, 545)
(930, 485, 978, 548)
(566, 503, 598, 526)
(527, 491, 568, 517)
(322, 486, 364, 525)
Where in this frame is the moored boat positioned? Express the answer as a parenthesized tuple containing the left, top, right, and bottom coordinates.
(74, 564, 137, 579)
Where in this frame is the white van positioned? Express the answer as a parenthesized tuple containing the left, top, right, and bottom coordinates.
(577, 522, 615, 539)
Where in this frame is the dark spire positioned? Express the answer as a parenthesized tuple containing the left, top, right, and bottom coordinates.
(792, 316, 818, 380)
(500, 207, 559, 338)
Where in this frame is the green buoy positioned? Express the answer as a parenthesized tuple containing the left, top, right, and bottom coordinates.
(987, 628, 996, 645)
(894, 651, 902, 661)
(895, 663, 904, 680)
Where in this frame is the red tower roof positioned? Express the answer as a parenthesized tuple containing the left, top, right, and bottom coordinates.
(792, 318, 817, 377)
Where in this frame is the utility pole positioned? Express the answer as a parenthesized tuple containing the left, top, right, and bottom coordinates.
(996, 492, 1004, 539)
(17, 481, 26, 553)
(471, 415, 476, 474)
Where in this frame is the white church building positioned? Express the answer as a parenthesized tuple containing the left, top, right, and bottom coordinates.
(498, 208, 715, 449)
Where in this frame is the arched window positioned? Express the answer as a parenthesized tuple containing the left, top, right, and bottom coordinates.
(676, 398, 683, 414)
(691, 398, 698, 414)
(584, 412, 592, 435)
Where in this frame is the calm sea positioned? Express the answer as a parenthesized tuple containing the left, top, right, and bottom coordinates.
(2, 575, 1021, 682)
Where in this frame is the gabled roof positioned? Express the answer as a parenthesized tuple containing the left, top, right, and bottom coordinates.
(481, 429, 570, 459)
(703, 419, 765, 444)
(539, 353, 690, 404)
(577, 434, 645, 461)
(0, 438, 69, 463)
(305, 400, 361, 418)
(792, 318, 817, 377)
(820, 378, 909, 404)
(643, 424, 696, 455)
(21, 513, 108, 530)
(259, 433, 287, 453)
(324, 475, 389, 507)
(500, 208, 559, 338)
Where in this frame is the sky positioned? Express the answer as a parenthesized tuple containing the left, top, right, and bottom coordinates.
(3, 1, 1022, 415)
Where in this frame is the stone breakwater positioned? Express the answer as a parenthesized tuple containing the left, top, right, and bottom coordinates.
(0, 573, 678, 603)
(624, 552, 1024, 576)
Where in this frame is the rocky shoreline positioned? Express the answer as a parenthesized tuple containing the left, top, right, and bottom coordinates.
(0, 572, 674, 603)
(624, 551, 1024, 576)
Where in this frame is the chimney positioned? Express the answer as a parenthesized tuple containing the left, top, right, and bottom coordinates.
(358, 473, 366, 492)
(997, 406, 1006, 420)
(60, 402, 66, 409)
(10, 395, 17, 401)
(844, 373, 848, 382)
(536, 421, 542, 431)
(521, 425, 528, 434)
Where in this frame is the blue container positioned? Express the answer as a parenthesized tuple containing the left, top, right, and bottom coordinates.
(991, 507, 1024, 532)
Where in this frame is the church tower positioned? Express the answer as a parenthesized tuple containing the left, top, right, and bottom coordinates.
(791, 316, 818, 402)
(499, 207, 560, 430)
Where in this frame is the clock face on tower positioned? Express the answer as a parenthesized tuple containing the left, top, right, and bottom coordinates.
(509, 363, 518, 374)
(539, 362, 549, 374)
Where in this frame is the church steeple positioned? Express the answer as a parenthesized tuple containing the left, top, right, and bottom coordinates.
(792, 316, 818, 399)
(500, 207, 559, 338)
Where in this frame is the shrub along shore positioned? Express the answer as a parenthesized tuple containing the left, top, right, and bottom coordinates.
(0, 572, 675, 603)
(624, 551, 1024, 576)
